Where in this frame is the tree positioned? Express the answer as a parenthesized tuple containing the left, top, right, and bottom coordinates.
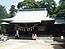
(55, 0, 65, 18)
(17, 0, 56, 18)
(17, 0, 40, 9)
(0, 5, 8, 33)
(59, 0, 65, 4)
(38, 0, 56, 17)
(0, 5, 8, 19)
(37, 1, 46, 8)
(37, 0, 57, 18)
(9, 5, 18, 18)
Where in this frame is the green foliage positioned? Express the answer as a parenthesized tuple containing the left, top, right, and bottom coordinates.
(0, 25, 6, 33)
(0, 5, 8, 22)
(48, 14, 56, 18)
(0, 5, 8, 19)
(44, 0, 56, 17)
(0, 5, 8, 33)
(9, 5, 18, 18)
(37, 0, 56, 17)
(17, 0, 56, 18)
(17, 0, 40, 9)
(55, 1, 65, 18)
(59, 0, 65, 4)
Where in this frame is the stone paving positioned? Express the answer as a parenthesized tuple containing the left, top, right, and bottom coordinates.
(0, 38, 65, 49)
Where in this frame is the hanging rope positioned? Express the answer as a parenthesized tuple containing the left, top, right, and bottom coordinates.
(14, 24, 38, 31)
(16, 24, 38, 29)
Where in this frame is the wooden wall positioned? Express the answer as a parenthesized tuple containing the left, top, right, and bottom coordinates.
(5, 21, 65, 37)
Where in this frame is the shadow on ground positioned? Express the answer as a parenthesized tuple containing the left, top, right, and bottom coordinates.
(51, 44, 65, 49)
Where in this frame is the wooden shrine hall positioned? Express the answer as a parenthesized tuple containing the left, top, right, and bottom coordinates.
(2, 8, 57, 37)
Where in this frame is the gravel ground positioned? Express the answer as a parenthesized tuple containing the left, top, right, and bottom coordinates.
(0, 38, 64, 49)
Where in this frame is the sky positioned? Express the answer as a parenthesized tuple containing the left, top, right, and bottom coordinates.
(0, 0, 59, 13)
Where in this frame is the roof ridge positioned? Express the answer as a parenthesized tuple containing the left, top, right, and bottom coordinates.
(19, 8, 46, 11)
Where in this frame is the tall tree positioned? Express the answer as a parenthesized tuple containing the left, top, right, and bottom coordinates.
(55, 0, 65, 18)
(17, 0, 56, 18)
(9, 5, 17, 18)
(37, 0, 56, 17)
(46, 0, 56, 17)
(0, 5, 8, 20)
(0, 5, 8, 33)
(17, 0, 40, 9)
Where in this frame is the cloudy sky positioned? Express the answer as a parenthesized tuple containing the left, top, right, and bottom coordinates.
(0, 0, 59, 13)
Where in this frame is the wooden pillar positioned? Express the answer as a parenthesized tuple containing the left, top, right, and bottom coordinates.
(34, 26, 37, 34)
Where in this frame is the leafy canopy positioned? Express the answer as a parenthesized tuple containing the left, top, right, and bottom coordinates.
(17, 0, 56, 18)
(17, 0, 40, 9)
(0, 5, 8, 33)
(0, 5, 8, 19)
(55, 0, 65, 18)
(37, 0, 56, 17)
(9, 5, 18, 18)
